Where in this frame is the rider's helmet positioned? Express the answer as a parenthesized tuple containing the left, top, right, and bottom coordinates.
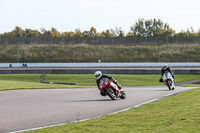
(95, 71, 102, 79)
(162, 63, 168, 70)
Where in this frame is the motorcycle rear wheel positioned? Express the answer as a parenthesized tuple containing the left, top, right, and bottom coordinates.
(106, 88, 117, 100)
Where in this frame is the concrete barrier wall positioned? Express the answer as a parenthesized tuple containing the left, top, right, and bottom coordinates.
(0, 63, 199, 74)
(0, 68, 200, 74)
(1, 62, 200, 68)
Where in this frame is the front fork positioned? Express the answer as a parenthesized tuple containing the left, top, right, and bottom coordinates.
(165, 79, 175, 88)
(116, 83, 121, 89)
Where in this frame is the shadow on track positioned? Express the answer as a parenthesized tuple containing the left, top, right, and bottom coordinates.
(66, 99, 120, 102)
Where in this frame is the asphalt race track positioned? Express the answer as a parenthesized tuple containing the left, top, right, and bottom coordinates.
(0, 86, 195, 133)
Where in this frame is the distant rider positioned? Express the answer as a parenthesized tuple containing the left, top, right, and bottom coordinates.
(159, 63, 174, 82)
(95, 71, 122, 96)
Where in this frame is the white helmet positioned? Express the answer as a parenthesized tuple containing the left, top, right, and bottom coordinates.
(95, 71, 102, 79)
(162, 63, 168, 70)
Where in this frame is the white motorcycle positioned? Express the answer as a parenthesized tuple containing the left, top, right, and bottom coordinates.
(162, 72, 175, 90)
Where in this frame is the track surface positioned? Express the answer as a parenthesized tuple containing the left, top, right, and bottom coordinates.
(0, 86, 194, 133)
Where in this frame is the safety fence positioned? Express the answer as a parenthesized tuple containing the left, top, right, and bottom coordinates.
(0, 36, 200, 45)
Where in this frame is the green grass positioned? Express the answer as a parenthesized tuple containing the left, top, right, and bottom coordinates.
(24, 87, 200, 133)
(0, 74, 200, 91)
(0, 80, 87, 91)
(0, 74, 95, 91)
(182, 84, 200, 87)
(1, 74, 200, 132)
(110, 74, 200, 86)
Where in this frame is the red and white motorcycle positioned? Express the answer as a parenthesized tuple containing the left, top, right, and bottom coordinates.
(162, 72, 175, 90)
(99, 78, 126, 100)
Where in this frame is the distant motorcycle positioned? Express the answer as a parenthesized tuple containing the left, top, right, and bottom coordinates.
(162, 72, 175, 90)
(99, 78, 126, 100)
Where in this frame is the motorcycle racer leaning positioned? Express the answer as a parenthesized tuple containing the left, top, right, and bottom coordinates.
(95, 71, 122, 96)
(159, 63, 175, 82)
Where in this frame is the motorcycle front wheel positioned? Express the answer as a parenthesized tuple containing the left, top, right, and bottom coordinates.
(106, 87, 117, 100)
(120, 91, 126, 99)
(167, 81, 172, 90)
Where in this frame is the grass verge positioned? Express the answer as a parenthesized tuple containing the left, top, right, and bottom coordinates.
(1, 43, 200, 62)
(1, 74, 199, 132)
(0, 80, 88, 91)
(23, 87, 200, 133)
(0, 74, 200, 91)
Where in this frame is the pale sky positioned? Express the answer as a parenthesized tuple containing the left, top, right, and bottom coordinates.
(0, 0, 200, 34)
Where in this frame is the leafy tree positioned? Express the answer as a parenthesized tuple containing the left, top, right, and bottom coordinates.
(90, 27, 97, 36)
(51, 27, 60, 37)
(1, 24, 200, 38)
(40, 27, 60, 37)
(174, 30, 188, 37)
(89, 27, 101, 37)
(75, 28, 83, 37)
(110, 27, 124, 37)
(41, 28, 48, 37)
(101, 29, 113, 37)
(2, 26, 25, 37)
(33, 30, 42, 37)
(174, 27, 199, 37)
(130, 18, 173, 37)
(1, 32, 10, 37)
(115, 27, 124, 37)
(82, 31, 90, 37)
(126, 32, 133, 37)
(14, 26, 25, 37)
(25, 29, 41, 37)
(62, 31, 76, 37)
(186, 27, 199, 37)
(159, 28, 175, 37)
(198, 29, 200, 37)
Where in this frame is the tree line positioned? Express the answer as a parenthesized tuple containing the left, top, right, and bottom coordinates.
(1, 18, 200, 38)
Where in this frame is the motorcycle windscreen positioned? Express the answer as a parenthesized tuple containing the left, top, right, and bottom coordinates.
(100, 78, 106, 83)
(99, 78, 109, 90)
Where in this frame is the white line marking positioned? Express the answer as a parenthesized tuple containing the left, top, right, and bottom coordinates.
(10, 89, 193, 133)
